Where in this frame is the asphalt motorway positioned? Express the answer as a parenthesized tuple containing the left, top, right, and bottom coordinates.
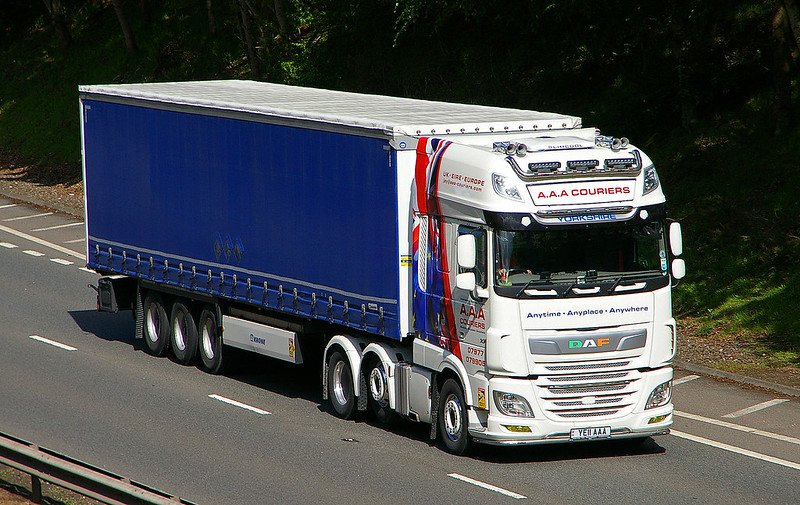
(0, 196, 798, 505)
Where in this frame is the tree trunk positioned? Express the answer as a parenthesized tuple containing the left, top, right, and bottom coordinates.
(41, 0, 73, 47)
(110, 0, 138, 54)
(237, 0, 260, 79)
(773, 0, 794, 135)
(140, 0, 151, 24)
(206, 0, 217, 35)
(273, 0, 289, 39)
(782, 0, 800, 52)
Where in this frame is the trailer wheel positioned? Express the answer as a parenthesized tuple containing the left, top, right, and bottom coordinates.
(366, 358, 396, 424)
(438, 379, 471, 455)
(327, 351, 356, 419)
(143, 292, 170, 357)
(170, 301, 198, 365)
(198, 307, 224, 374)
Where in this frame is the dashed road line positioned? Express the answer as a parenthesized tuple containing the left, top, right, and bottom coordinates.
(448, 473, 527, 500)
(0, 204, 18, 210)
(671, 430, 800, 471)
(673, 375, 700, 385)
(0, 223, 85, 260)
(29, 335, 78, 352)
(23, 250, 45, 257)
(208, 394, 271, 415)
(675, 410, 800, 445)
(722, 399, 790, 419)
(0, 242, 18, 249)
(50, 258, 74, 266)
(3, 211, 53, 222)
(64, 238, 85, 244)
(31, 222, 84, 232)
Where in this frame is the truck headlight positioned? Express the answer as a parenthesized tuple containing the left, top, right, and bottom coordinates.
(493, 391, 534, 417)
(645, 380, 672, 409)
(492, 173, 523, 201)
(643, 165, 660, 195)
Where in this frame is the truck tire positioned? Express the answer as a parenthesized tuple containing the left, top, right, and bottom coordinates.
(143, 292, 170, 357)
(327, 350, 356, 419)
(170, 300, 198, 365)
(365, 358, 396, 424)
(198, 307, 224, 374)
(438, 378, 471, 455)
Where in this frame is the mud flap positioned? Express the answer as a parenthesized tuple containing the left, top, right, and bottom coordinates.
(134, 286, 144, 340)
(429, 373, 439, 440)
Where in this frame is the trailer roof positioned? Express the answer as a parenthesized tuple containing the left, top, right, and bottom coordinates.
(79, 80, 581, 137)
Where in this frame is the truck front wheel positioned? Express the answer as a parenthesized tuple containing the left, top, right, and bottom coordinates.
(143, 292, 170, 357)
(366, 358, 396, 424)
(327, 351, 356, 419)
(438, 379, 472, 455)
(198, 307, 224, 374)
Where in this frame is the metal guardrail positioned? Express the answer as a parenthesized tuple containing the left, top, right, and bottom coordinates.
(0, 431, 198, 505)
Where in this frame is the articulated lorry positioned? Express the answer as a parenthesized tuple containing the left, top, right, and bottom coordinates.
(80, 80, 685, 454)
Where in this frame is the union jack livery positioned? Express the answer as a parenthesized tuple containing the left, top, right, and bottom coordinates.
(82, 81, 685, 454)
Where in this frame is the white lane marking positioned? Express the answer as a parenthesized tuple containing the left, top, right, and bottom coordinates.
(447, 473, 527, 500)
(675, 410, 800, 445)
(64, 238, 85, 244)
(0, 223, 85, 260)
(671, 430, 800, 471)
(31, 222, 84, 232)
(673, 375, 700, 385)
(0, 242, 18, 249)
(0, 204, 18, 210)
(722, 399, 790, 419)
(3, 212, 53, 222)
(79, 267, 96, 274)
(23, 250, 44, 257)
(50, 258, 74, 266)
(29, 335, 78, 352)
(208, 394, 271, 415)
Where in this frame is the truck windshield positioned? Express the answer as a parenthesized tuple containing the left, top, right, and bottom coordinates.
(494, 222, 667, 292)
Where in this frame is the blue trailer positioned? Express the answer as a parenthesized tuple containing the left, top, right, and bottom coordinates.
(82, 81, 683, 454)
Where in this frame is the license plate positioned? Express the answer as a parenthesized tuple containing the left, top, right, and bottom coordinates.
(570, 426, 611, 441)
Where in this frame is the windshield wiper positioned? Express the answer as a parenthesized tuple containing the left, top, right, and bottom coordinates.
(514, 278, 554, 298)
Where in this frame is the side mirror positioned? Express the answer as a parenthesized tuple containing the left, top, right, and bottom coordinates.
(457, 234, 476, 269)
(671, 258, 686, 280)
(456, 272, 477, 292)
(669, 222, 683, 257)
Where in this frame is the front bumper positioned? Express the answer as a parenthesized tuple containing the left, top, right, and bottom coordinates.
(468, 367, 674, 446)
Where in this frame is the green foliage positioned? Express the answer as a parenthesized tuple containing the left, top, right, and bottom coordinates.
(1, 0, 799, 361)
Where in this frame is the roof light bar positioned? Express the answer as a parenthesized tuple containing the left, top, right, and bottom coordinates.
(566, 160, 599, 171)
(604, 157, 637, 170)
(528, 161, 561, 174)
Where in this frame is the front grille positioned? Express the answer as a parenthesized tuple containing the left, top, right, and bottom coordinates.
(547, 372, 628, 382)
(536, 369, 643, 421)
(544, 360, 630, 372)
(546, 380, 633, 395)
(559, 410, 622, 418)
(552, 397, 625, 407)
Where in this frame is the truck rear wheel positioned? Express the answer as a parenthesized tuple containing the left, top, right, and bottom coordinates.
(198, 307, 224, 374)
(438, 378, 471, 455)
(170, 300, 198, 365)
(327, 350, 356, 419)
(143, 292, 170, 357)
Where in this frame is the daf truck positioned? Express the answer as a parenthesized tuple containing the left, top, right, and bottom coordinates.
(80, 80, 685, 454)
